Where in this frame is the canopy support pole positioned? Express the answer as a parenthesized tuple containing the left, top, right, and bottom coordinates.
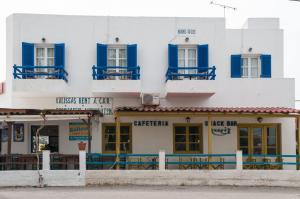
(207, 115, 212, 170)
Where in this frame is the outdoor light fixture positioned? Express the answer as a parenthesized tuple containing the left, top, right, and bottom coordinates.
(41, 37, 46, 43)
(185, 116, 191, 123)
(248, 47, 253, 52)
(257, 117, 263, 123)
(185, 37, 189, 42)
(115, 37, 119, 42)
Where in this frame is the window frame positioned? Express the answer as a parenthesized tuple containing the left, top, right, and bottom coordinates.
(178, 45, 197, 78)
(34, 43, 55, 79)
(237, 123, 281, 155)
(102, 123, 132, 154)
(241, 54, 261, 78)
(107, 45, 128, 80)
(173, 123, 203, 154)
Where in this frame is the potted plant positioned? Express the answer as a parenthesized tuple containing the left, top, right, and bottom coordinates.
(78, 141, 86, 151)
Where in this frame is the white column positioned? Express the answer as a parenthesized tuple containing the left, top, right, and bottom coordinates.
(42, 150, 50, 170)
(159, 150, 166, 171)
(236, 150, 243, 170)
(79, 150, 86, 171)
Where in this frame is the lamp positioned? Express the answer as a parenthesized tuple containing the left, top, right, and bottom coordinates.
(185, 37, 189, 42)
(185, 117, 191, 123)
(41, 37, 46, 43)
(257, 117, 263, 123)
(115, 37, 119, 42)
(248, 47, 252, 52)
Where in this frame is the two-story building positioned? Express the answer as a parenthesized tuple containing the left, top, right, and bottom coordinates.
(0, 14, 299, 170)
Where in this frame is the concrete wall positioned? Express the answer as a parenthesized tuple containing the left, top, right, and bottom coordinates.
(86, 170, 300, 187)
(0, 170, 85, 187)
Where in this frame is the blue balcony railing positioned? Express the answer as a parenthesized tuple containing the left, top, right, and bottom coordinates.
(166, 66, 216, 81)
(92, 66, 140, 80)
(13, 65, 68, 82)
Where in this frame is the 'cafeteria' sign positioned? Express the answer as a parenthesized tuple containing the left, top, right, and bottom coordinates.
(56, 97, 113, 115)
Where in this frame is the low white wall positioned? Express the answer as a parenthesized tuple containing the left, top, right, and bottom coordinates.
(86, 170, 300, 187)
(0, 170, 85, 187)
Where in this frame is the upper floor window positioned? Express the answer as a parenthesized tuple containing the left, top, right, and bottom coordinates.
(107, 46, 127, 80)
(35, 45, 55, 78)
(167, 44, 216, 81)
(241, 55, 260, 78)
(14, 42, 67, 82)
(94, 43, 140, 80)
(231, 54, 271, 78)
(178, 46, 197, 79)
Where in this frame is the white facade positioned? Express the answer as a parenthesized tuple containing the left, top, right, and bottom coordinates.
(0, 14, 297, 168)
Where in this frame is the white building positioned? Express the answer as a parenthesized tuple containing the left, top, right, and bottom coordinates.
(0, 14, 299, 170)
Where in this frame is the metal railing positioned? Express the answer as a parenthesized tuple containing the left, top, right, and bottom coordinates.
(86, 153, 158, 170)
(165, 154, 236, 170)
(92, 65, 140, 80)
(0, 154, 42, 170)
(50, 154, 79, 170)
(13, 65, 68, 82)
(166, 66, 216, 81)
(242, 154, 300, 170)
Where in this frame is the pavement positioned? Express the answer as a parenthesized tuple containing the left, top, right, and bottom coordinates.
(0, 186, 300, 199)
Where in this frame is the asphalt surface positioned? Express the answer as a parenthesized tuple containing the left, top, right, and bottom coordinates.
(0, 185, 300, 199)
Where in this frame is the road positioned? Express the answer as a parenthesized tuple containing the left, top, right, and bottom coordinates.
(0, 186, 300, 199)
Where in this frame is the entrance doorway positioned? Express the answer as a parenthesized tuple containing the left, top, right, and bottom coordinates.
(31, 125, 59, 153)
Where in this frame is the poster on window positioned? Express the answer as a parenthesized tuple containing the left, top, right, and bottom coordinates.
(69, 122, 90, 141)
(1, 128, 8, 142)
(13, 123, 25, 142)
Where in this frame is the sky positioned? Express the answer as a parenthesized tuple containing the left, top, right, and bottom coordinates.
(0, 0, 299, 99)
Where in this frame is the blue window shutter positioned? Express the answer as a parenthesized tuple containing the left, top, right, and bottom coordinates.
(22, 42, 34, 79)
(96, 43, 107, 80)
(54, 43, 65, 68)
(260, 54, 271, 78)
(168, 44, 178, 73)
(127, 44, 138, 80)
(231, 54, 242, 78)
(197, 44, 208, 73)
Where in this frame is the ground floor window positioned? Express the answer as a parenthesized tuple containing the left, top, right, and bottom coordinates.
(238, 124, 281, 155)
(173, 124, 203, 153)
(31, 125, 59, 153)
(102, 123, 132, 153)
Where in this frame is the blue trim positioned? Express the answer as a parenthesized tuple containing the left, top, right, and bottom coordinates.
(127, 44, 138, 80)
(166, 66, 216, 81)
(168, 44, 178, 73)
(92, 65, 140, 80)
(13, 65, 68, 82)
(22, 42, 34, 79)
(260, 54, 271, 78)
(197, 44, 209, 73)
(231, 54, 242, 78)
(97, 43, 107, 80)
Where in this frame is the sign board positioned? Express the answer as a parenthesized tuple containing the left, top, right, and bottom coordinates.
(177, 28, 196, 35)
(204, 120, 237, 136)
(133, 120, 169, 127)
(56, 97, 113, 115)
(69, 122, 89, 141)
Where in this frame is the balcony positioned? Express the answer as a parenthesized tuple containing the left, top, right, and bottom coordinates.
(165, 66, 216, 97)
(12, 65, 68, 97)
(13, 65, 68, 82)
(92, 65, 141, 97)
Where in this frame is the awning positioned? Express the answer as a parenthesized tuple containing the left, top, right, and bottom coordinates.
(0, 109, 102, 122)
(115, 106, 300, 117)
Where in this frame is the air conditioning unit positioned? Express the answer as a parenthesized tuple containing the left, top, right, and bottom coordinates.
(141, 93, 160, 106)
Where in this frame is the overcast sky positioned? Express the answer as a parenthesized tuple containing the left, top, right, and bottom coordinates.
(0, 0, 299, 99)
